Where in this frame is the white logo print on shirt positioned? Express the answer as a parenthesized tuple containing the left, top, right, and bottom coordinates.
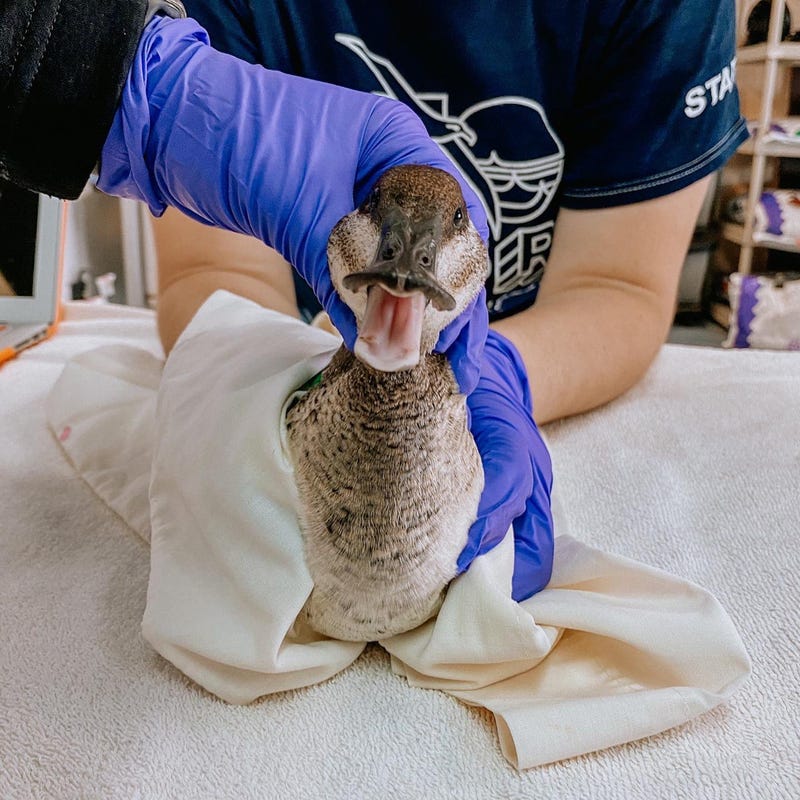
(684, 58, 737, 119)
(336, 34, 564, 312)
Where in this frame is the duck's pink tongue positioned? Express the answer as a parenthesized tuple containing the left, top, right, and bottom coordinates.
(353, 286, 427, 371)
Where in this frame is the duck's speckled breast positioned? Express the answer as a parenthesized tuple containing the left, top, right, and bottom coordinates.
(285, 346, 483, 641)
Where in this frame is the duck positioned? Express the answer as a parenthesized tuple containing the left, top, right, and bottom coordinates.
(285, 164, 490, 642)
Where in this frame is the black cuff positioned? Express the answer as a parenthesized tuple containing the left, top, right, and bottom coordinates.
(0, 0, 149, 199)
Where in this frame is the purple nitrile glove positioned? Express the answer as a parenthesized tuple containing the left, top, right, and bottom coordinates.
(98, 16, 488, 393)
(457, 330, 554, 601)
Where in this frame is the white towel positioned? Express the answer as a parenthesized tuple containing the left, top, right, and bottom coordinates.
(47, 290, 750, 770)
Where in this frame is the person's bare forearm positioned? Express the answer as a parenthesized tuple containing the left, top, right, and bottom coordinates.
(492, 281, 673, 424)
(152, 208, 300, 354)
(495, 179, 710, 424)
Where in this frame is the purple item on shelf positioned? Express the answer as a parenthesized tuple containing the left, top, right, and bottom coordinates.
(733, 275, 760, 349)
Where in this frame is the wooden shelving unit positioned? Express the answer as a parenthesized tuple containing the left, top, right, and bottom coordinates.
(727, 0, 800, 273)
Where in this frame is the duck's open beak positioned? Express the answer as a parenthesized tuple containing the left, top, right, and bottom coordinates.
(342, 209, 456, 372)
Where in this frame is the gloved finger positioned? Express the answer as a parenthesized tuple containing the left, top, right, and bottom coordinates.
(322, 294, 358, 350)
(435, 288, 488, 395)
(509, 412, 554, 600)
(311, 263, 358, 349)
(356, 100, 489, 242)
(510, 481, 555, 602)
(478, 331, 534, 412)
(455, 515, 491, 574)
(455, 429, 533, 573)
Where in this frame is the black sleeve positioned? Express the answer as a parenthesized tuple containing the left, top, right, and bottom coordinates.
(0, 0, 150, 199)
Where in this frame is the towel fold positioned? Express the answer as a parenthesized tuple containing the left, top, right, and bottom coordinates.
(47, 290, 750, 769)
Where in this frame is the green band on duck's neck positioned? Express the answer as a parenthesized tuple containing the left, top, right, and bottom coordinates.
(298, 371, 324, 393)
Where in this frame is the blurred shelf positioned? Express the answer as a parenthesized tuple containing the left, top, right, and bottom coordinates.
(737, 41, 800, 64)
(738, 138, 800, 158)
(722, 221, 800, 252)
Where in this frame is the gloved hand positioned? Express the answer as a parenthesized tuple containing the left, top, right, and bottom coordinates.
(98, 16, 488, 393)
(456, 330, 554, 601)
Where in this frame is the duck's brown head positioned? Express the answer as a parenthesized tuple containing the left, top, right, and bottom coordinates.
(328, 164, 489, 372)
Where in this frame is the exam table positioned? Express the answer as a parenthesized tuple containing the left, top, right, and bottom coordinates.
(0, 300, 797, 799)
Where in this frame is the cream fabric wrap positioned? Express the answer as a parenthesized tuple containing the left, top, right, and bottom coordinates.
(47, 290, 750, 769)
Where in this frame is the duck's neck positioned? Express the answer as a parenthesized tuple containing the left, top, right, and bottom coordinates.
(325, 346, 461, 410)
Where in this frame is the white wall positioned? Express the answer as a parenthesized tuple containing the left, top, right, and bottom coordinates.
(62, 186, 155, 307)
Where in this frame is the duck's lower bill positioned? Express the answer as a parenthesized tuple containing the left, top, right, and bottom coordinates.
(353, 286, 426, 372)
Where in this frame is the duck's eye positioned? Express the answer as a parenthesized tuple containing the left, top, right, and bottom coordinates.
(453, 206, 465, 228)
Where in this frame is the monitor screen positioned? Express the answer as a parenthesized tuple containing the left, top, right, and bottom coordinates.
(0, 181, 39, 298)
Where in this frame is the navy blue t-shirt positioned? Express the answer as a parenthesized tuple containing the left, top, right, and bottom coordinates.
(182, 0, 747, 320)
